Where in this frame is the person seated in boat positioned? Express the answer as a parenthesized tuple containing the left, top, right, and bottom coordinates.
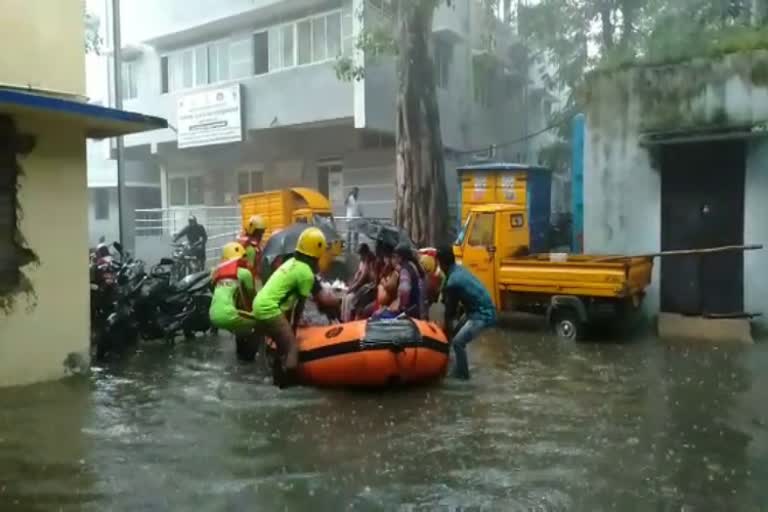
(371, 243, 426, 320)
(420, 253, 445, 307)
(252, 227, 339, 388)
(209, 243, 257, 335)
(436, 245, 497, 380)
(360, 242, 397, 319)
(342, 243, 377, 321)
(238, 214, 267, 288)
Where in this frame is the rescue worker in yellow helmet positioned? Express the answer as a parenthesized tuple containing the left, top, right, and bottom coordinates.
(238, 214, 267, 284)
(252, 227, 337, 387)
(209, 243, 257, 336)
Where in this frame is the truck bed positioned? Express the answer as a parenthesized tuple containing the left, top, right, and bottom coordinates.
(497, 254, 653, 299)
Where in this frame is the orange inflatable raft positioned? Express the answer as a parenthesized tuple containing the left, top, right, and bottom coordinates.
(294, 318, 450, 388)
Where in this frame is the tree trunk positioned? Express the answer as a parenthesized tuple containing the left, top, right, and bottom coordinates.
(393, 1, 450, 247)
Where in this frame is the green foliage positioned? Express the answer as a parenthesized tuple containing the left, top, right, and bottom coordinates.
(334, 0, 499, 81)
(335, 20, 398, 81)
(523, 0, 767, 113)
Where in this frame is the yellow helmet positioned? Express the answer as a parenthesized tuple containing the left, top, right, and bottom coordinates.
(245, 215, 266, 235)
(419, 254, 436, 274)
(296, 227, 327, 259)
(221, 242, 246, 262)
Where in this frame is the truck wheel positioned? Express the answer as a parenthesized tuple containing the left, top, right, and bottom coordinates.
(236, 335, 260, 362)
(551, 308, 584, 342)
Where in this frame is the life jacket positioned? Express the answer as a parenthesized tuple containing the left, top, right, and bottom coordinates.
(212, 259, 242, 284)
(212, 259, 251, 309)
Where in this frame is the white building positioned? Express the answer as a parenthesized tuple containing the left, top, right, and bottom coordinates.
(87, 0, 560, 257)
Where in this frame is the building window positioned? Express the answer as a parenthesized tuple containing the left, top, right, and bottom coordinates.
(122, 61, 138, 100)
(298, 20, 312, 65)
(160, 10, 342, 92)
(473, 60, 493, 108)
(163, 40, 238, 93)
(434, 41, 452, 89)
(253, 31, 269, 75)
(168, 176, 204, 206)
(169, 177, 187, 206)
(187, 176, 204, 205)
(94, 188, 110, 220)
(237, 170, 264, 195)
(160, 56, 169, 93)
(269, 11, 343, 72)
(230, 35, 253, 79)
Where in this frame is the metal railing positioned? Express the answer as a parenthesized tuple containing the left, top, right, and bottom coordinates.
(135, 206, 241, 238)
(133, 206, 392, 267)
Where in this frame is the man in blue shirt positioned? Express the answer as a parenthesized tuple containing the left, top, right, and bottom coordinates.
(437, 246, 497, 379)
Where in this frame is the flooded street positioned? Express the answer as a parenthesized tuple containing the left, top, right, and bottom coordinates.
(1, 329, 767, 511)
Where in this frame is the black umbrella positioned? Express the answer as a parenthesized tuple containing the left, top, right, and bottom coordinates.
(260, 223, 342, 279)
(348, 218, 413, 249)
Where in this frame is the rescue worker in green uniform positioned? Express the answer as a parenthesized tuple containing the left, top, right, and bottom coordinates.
(209, 242, 257, 335)
(252, 226, 336, 388)
(238, 214, 267, 288)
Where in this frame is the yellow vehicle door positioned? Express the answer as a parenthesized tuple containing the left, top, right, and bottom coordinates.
(461, 211, 498, 306)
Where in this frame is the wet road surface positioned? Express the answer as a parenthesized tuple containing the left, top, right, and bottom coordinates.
(0, 327, 767, 511)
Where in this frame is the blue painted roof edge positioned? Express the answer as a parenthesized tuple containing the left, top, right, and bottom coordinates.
(0, 88, 168, 134)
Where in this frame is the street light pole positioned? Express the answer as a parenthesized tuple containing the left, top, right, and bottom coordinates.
(111, 0, 127, 247)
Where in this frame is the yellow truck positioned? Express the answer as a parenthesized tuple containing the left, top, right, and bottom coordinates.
(239, 188, 344, 274)
(239, 187, 335, 240)
(455, 204, 653, 340)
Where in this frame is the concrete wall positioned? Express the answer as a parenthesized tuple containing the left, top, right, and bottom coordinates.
(0, 0, 85, 96)
(0, 119, 90, 387)
(745, 139, 768, 329)
(584, 50, 768, 324)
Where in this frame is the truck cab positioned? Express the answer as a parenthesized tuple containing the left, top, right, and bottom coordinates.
(454, 204, 529, 308)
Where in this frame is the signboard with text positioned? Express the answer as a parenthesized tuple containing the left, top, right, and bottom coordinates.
(177, 84, 242, 149)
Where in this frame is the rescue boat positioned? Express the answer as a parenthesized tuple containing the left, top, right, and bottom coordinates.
(295, 318, 449, 388)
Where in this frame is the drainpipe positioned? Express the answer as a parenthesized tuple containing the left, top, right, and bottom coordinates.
(111, 0, 127, 248)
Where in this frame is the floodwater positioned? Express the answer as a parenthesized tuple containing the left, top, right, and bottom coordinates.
(1, 326, 767, 511)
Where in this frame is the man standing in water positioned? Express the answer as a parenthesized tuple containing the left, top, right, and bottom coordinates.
(252, 227, 335, 387)
(436, 246, 497, 380)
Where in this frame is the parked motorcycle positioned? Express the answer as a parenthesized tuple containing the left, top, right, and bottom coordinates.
(171, 239, 204, 281)
(133, 258, 214, 342)
(90, 242, 145, 359)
